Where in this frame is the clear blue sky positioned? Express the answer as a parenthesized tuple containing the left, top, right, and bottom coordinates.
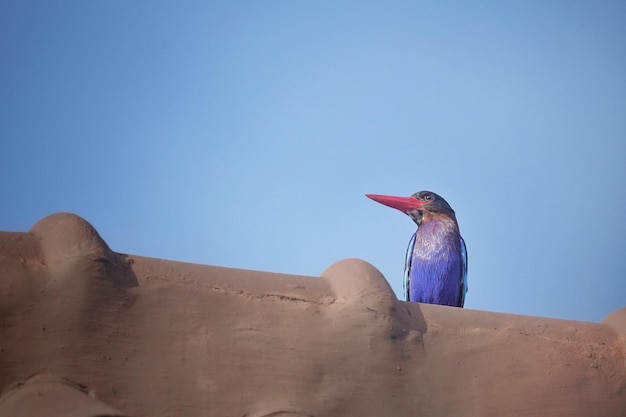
(2, 2, 625, 323)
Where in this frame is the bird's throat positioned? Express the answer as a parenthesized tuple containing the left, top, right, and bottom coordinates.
(414, 220, 461, 260)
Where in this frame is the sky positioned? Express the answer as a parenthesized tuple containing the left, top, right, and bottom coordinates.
(1, 2, 625, 323)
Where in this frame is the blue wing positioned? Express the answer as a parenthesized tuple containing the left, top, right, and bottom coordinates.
(403, 232, 416, 301)
(458, 236, 469, 307)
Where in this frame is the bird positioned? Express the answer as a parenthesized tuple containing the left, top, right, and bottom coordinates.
(366, 191, 468, 307)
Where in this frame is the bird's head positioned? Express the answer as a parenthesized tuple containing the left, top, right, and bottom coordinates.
(366, 190, 457, 226)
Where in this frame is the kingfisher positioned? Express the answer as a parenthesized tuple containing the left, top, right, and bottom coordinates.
(366, 191, 468, 307)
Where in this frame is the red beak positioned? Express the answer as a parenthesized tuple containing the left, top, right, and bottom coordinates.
(365, 194, 425, 213)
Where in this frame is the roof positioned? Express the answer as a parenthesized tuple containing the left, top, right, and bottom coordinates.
(0, 212, 624, 417)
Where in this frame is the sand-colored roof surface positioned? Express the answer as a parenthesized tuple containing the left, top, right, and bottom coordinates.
(1, 212, 624, 417)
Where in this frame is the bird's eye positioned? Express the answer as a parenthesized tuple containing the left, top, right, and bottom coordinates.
(424, 194, 433, 201)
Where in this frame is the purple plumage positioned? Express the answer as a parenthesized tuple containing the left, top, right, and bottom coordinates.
(366, 190, 468, 307)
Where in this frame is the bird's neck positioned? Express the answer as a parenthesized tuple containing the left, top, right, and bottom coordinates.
(415, 218, 460, 251)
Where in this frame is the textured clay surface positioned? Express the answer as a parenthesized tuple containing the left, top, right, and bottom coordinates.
(0, 213, 625, 417)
